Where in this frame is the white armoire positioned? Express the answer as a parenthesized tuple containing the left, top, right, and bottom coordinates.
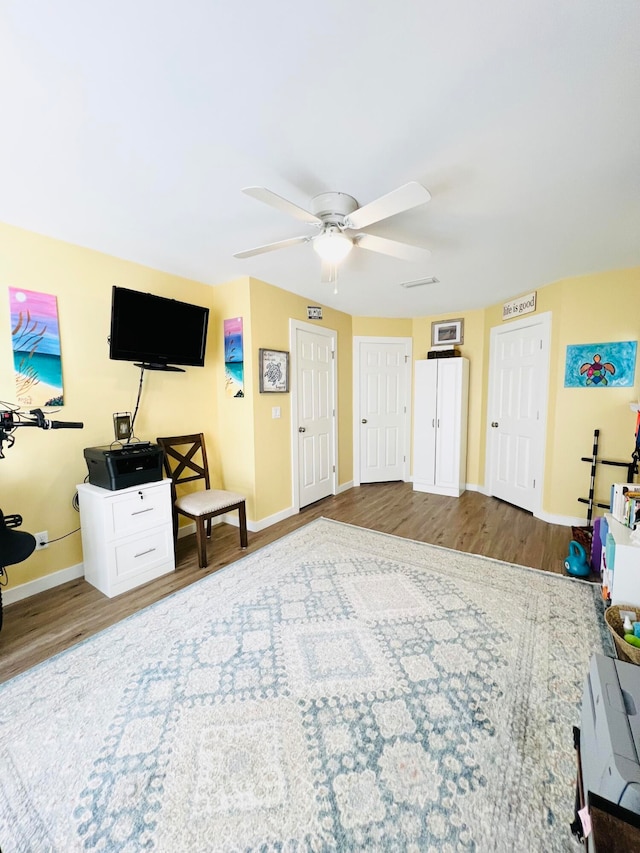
(413, 357, 469, 497)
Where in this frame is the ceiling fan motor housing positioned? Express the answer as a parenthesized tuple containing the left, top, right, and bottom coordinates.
(310, 192, 359, 226)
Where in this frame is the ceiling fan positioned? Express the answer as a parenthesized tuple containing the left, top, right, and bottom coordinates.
(234, 182, 432, 289)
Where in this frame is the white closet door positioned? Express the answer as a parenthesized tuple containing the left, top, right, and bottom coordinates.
(434, 360, 462, 491)
(413, 360, 438, 487)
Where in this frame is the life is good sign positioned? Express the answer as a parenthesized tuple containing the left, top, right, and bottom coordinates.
(502, 292, 537, 320)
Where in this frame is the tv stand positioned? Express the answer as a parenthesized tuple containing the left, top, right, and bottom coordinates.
(134, 362, 185, 373)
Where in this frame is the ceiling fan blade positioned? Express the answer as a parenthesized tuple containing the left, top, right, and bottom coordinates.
(234, 235, 310, 259)
(345, 182, 431, 230)
(355, 233, 431, 262)
(242, 187, 321, 225)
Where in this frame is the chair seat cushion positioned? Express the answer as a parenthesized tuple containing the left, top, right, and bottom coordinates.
(176, 489, 245, 517)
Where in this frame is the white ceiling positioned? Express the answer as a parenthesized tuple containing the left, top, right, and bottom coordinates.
(1, 1, 639, 318)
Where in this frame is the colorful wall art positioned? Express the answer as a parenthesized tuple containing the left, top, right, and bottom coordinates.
(9, 287, 64, 406)
(224, 317, 244, 397)
(564, 340, 637, 388)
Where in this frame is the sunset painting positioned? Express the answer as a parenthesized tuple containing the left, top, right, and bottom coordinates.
(224, 316, 244, 397)
(9, 287, 64, 407)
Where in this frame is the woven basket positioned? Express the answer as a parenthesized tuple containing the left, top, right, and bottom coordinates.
(605, 605, 640, 664)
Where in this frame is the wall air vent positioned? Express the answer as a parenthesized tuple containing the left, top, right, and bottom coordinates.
(399, 277, 439, 288)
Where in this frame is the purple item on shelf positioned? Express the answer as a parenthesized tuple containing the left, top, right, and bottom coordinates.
(591, 516, 602, 573)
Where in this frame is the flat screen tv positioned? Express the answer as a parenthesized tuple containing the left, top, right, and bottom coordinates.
(109, 286, 210, 371)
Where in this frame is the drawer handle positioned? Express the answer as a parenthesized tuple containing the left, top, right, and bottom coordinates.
(131, 507, 154, 516)
(134, 547, 156, 559)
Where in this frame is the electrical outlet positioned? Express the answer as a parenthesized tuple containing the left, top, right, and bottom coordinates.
(35, 530, 49, 550)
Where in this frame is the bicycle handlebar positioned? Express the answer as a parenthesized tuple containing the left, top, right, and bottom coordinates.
(1, 408, 84, 431)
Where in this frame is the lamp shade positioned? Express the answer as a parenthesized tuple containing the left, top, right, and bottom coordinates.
(313, 229, 353, 264)
(0, 510, 36, 566)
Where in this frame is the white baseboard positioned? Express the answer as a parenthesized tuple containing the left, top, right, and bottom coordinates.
(3, 562, 85, 606)
(221, 505, 298, 533)
(337, 480, 354, 494)
(176, 508, 300, 538)
(473, 482, 586, 527)
(535, 509, 590, 527)
(177, 520, 197, 538)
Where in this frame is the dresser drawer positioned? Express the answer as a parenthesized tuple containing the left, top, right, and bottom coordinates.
(112, 526, 174, 585)
(106, 484, 172, 539)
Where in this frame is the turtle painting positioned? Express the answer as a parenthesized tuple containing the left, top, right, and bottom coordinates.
(579, 353, 616, 385)
(565, 341, 637, 388)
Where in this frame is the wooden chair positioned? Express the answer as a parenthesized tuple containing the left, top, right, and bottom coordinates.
(156, 433, 247, 569)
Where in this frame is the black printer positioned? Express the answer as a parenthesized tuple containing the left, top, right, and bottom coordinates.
(84, 443, 164, 491)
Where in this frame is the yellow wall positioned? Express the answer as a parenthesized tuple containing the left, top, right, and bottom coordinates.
(249, 278, 353, 519)
(482, 270, 640, 518)
(210, 277, 257, 516)
(352, 317, 412, 338)
(0, 223, 217, 586)
(543, 269, 639, 517)
(0, 229, 354, 591)
(2, 219, 638, 593)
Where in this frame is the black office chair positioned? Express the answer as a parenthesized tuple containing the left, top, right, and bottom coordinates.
(0, 510, 36, 631)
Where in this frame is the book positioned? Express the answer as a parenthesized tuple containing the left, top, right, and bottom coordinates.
(610, 483, 640, 523)
(624, 496, 640, 529)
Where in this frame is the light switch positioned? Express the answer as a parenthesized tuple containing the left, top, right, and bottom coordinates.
(272, 407, 281, 419)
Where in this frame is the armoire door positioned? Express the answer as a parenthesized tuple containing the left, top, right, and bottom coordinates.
(413, 360, 438, 487)
(433, 360, 463, 491)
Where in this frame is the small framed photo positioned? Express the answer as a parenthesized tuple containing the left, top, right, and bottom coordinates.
(431, 318, 464, 347)
(113, 412, 132, 441)
(259, 348, 289, 393)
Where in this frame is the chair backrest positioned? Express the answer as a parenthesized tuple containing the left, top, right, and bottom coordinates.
(156, 434, 211, 495)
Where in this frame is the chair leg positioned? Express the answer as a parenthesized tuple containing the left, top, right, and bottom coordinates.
(171, 508, 179, 548)
(238, 501, 248, 549)
(195, 518, 208, 569)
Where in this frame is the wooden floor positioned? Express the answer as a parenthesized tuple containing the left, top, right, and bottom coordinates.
(0, 483, 582, 683)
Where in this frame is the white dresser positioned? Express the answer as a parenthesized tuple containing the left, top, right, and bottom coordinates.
(77, 479, 175, 598)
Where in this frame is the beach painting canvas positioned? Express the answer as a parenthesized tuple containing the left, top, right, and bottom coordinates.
(9, 287, 64, 407)
(224, 317, 244, 397)
(564, 340, 637, 388)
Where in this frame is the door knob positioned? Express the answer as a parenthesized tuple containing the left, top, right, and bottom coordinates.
(298, 426, 306, 433)
(361, 418, 368, 424)
(491, 421, 499, 428)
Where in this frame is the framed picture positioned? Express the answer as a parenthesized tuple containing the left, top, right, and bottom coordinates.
(259, 348, 289, 393)
(431, 318, 464, 347)
(564, 340, 637, 388)
(113, 412, 132, 441)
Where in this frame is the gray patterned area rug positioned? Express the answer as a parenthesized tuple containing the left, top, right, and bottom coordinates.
(0, 518, 610, 852)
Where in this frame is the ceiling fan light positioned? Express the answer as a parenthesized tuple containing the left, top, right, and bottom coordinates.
(313, 229, 353, 263)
